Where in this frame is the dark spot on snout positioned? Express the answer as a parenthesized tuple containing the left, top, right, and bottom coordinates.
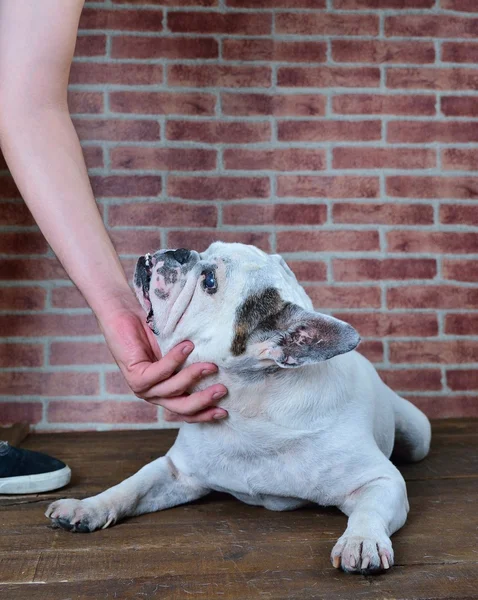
(231, 287, 284, 356)
(157, 265, 178, 285)
(154, 288, 170, 300)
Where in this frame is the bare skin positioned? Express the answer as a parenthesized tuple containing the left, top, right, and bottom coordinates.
(0, 0, 228, 423)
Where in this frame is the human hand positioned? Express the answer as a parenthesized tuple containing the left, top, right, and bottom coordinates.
(98, 305, 228, 423)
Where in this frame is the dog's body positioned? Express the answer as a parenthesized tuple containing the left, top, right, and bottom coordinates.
(46, 242, 431, 574)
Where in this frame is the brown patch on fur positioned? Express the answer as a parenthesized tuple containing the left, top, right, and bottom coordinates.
(231, 287, 284, 356)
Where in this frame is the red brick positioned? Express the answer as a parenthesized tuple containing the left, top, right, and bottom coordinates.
(441, 0, 478, 10)
(447, 370, 478, 391)
(442, 148, 478, 170)
(51, 287, 88, 309)
(91, 176, 161, 197)
(109, 202, 217, 228)
(0, 372, 99, 396)
(332, 40, 434, 64)
(441, 96, 478, 117)
(110, 147, 216, 171)
(0, 258, 67, 281)
(305, 285, 381, 309)
(333, 258, 437, 282)
(48, 400, 158, 424)
(73, 119, 160, 142)
(333, 202, 433, 225)
(332, 94, 436, 116)
(333, 147, 435, 170)
(0, 402, 42, 425)
(168, 12, 271, 34)
(166, 120, 271, 144)
(0, 287, 46, 310)
(0, 314, 99, 337)
(388, 231, 478, 254)
(106, 372, 133, 395)
(0, 343, 44, 368)
(409, 396, 478, 419)
(168, 176, 270, 200)
(388, 285, 478, 310)
(387, 68, 478, 91)
(50, 342, 114, 366)
(110, 230, 168, 255)
(223, 149, 326, 171)
(113, 0, 216, 4)
(335, 0, 434, 6)
(442, 42, 478, 64)
(0, 232, 47, 255)
(74, 34, 107, 57)
(80, 147, 102, 170)
(167, 230, 271, 252)
(387, 176, 478, 199)
(278, 66, 380, 88)
(277, 230, 380, 252)
(278, 120, 381, 142)
(69, 62, 163, 85)
(440, 204, 478, 226)
(111, 36, 217, 59)
(168, 65, 271, 88)
(222, 93, 326, 116)
(110, 91, 216, 115)
(223, 40, 326, 63)
(286, 260, 327, 282)
(357, 340, 384, 363)
(227, 0, 325, 6)
(277, 175, 379, 198)
(0, 175, 20, 199)
(223, 203, 327, 226)
(276, 13, 378, 35)
(385, 15, 478, 38)
(389, 121, 478, 144)
(68, 91, 104, 114)
(378, 369, 442, 391)
(389, 341, 478, 364)
(333, 312, 438, 337)
(443, 260, 478, 283)
(79, 8, 163, 31)
(0, 201, 35, 226)
(445, 314, 478, 335)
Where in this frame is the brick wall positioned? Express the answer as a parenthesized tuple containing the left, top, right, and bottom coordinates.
(1, 0, 477, 431)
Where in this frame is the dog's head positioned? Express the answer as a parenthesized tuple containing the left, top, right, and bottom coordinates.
(134, 242, 360, 372)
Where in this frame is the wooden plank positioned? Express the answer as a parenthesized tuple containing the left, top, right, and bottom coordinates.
(1, 563, 478, 600)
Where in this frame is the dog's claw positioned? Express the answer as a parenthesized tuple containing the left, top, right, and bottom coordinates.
(332, 556, 341, 569)
(381, 554, 390, 569)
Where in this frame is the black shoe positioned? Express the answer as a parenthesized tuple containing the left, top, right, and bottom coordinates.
(0, 442, 71, 494)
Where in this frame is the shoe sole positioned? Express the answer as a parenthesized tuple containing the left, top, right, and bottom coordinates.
(0, 465, 71, 494)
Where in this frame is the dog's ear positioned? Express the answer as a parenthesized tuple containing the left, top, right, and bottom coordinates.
(248, 303, 360, 368)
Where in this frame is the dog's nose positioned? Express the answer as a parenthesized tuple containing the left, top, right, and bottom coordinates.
(167, 248, 191, 265)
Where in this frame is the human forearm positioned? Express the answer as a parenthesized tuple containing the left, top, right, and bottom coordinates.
(0, 104, 135, 320)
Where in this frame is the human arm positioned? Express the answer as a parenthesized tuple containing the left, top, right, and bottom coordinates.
(0, 0, 227, 421)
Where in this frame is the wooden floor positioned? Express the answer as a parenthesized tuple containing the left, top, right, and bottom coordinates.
(1, 420, 477, 600)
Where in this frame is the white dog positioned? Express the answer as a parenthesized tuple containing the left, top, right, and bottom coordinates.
(46, 242, 431, 574)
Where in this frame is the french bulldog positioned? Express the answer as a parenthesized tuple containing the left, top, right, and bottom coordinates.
(46, 242, 431, 574)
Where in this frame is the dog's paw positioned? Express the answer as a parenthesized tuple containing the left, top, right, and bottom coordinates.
(331, 534, 394, 575)
(45, 498, 116, 533)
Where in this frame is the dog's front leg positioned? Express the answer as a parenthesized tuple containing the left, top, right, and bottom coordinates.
(46, 456, 209, 533)
(331, 463, 409, 575)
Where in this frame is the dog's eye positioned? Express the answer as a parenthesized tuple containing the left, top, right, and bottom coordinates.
(202, 270, 217, 293)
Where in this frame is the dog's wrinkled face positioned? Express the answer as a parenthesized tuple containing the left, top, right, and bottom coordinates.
(134, 242, 360, 371)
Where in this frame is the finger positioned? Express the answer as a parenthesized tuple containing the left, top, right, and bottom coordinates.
(163, 407, 228, 423)
(130, 341, 194, 392)
(150, 384, 228, 416)
(142, 362, 218, 400)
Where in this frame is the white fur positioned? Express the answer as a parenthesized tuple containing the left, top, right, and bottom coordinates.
(46, 242, 431, 574)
